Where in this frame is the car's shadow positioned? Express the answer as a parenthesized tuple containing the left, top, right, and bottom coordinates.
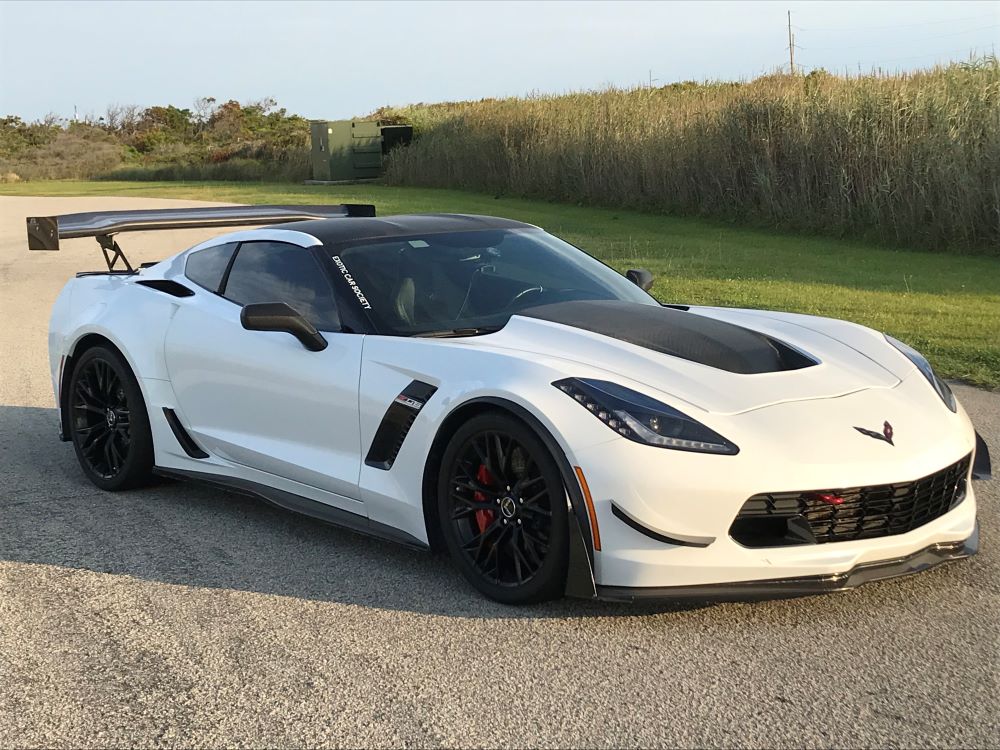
(0, 405, 711, 619)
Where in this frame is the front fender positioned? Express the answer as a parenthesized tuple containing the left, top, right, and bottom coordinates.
(438, 395, 599, 599)
(357, 337, 613, 598)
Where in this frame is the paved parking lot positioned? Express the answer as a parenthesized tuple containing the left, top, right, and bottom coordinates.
(1, 196, 998, 748)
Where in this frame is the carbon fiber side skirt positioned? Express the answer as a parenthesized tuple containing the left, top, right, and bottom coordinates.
(153, 466, 429, 551)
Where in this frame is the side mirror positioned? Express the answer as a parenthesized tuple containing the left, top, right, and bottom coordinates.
(240, 302, 328, 352)
(626, 268, 654, 292)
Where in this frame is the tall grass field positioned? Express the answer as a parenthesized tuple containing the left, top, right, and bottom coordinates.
(380, 61, 1000, 254)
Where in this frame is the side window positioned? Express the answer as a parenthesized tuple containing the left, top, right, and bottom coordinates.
(222, 242, 340, 331)
(184, 242, 237, 292)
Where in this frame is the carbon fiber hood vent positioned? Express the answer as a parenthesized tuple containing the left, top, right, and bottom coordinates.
(517, 301, 816, 374)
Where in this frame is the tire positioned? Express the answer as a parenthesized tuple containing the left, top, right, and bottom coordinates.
(67, 344, 154, 491)
(437, 412, 569, 604)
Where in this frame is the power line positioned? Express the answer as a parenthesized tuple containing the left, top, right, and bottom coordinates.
(794, 12, 998, 33)
(789, 9, 998, 72)
(865, 45, 995, 66)
(796, 44, 993, 71)
(806, 23, 1000, 51)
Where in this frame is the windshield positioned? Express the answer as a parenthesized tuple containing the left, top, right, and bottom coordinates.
(327, 228, 658, 336)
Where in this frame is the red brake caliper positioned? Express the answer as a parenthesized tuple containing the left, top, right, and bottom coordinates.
(474, 463, 496, 533)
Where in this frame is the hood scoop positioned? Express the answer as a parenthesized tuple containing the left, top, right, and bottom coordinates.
(518, 301, 815, 374)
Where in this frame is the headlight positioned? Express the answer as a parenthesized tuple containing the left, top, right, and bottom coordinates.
(885, 334, 956, 412)
(553, 378, 739, 455)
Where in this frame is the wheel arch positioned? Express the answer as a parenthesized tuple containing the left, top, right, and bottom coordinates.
(422, 396, 598, 599)
(59, 332, 137, 442)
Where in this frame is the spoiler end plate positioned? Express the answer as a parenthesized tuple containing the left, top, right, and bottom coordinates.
(27, 216, 59, 251)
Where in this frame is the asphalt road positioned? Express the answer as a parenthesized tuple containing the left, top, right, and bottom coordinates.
(1, 196, 998, 749)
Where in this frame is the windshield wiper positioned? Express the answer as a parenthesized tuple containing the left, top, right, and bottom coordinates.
(413, 325, 504, 338)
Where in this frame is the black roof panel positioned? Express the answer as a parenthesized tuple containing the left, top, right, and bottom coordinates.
(277, 213, 538, 246)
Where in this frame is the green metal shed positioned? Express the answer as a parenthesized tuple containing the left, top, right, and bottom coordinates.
(309, 120, 413, 183)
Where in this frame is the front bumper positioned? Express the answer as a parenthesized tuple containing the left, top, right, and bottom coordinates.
(597, 523, 979, 602)
(571, 378, 984, 590)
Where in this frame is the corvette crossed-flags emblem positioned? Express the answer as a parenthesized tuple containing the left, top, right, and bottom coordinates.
(853, 421, 895, 446)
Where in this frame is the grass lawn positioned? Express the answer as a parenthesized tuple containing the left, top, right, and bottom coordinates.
(4, 180, 999, 389)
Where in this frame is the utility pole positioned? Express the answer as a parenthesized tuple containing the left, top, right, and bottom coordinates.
(787, 10, 796, 75)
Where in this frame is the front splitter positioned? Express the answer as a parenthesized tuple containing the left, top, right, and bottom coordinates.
(596, 523, 979, 602)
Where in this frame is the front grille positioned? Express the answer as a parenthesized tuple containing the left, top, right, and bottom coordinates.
(730, 455, 971, 547)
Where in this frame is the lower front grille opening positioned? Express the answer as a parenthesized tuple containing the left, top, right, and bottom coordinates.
(730, 455, 971, 548)
(730, 515, 817, 547)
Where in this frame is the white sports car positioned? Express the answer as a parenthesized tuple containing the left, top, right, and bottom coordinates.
(29, 204, 991, 603)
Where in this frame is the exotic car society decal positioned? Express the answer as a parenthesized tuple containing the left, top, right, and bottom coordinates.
(853, 420, 894, 446)
(331, 255, 372, 310)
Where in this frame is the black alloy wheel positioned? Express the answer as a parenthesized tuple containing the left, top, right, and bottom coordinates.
(438, 412, 568, 604)
(68, 345, 154, 491)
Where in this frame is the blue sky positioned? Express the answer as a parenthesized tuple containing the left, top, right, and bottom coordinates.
(1, 0, 997, 121)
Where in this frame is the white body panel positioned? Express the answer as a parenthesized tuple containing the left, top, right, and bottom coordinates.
(47, 225, 982, 596)
(162, 292, 363, 502)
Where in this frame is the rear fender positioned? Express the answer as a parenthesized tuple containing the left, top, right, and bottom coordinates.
(63, 278, 181, 381)
(56, 278, 182, 439)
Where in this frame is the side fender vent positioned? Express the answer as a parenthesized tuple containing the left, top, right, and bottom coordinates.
(365, 381, 438, 470)
(163, 408, 209, 459)
(136, 279, 195, 298)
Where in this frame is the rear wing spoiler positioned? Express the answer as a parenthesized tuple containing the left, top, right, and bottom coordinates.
(27, 203, 376, 272)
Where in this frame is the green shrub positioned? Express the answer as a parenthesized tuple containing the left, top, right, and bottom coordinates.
(0, 124, 129, 180)
(101, 159, 264, 182)
(99, 152, 311, 183)
(1, 97, 312, 184)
